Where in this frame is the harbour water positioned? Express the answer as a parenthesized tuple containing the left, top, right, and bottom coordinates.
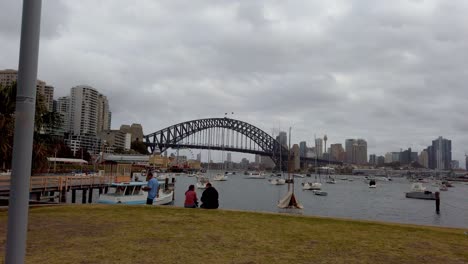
(71, 171, 468, 228)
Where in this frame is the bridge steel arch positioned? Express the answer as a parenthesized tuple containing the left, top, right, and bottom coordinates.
(144, 117, 290, 170)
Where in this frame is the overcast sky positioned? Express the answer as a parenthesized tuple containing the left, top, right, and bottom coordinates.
(1, 1, 468, 166)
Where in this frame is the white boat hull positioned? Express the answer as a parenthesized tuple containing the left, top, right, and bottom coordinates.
(98, 190, 174, 205)
(269, 178, 286, 185)
(213, 175, 229, 181)
(302, 182, 322, 190)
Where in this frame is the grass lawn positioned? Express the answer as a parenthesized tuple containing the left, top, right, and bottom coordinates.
(0, 205, 467, 264)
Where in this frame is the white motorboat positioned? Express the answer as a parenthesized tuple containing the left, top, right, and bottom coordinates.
(269, 178, 286, 185)
(293, 174, 305, 178)
(326, 176, 336, 184)
(98, 182, 174, 205)
(302, 182, 322, 190)
(405, 183, 436, 200)
(213, 174, 228, 181)
(196, 176, 209, 189)
(246, 172, 266, 179)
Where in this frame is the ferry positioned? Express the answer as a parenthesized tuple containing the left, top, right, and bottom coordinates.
(98, 181, 174, 205)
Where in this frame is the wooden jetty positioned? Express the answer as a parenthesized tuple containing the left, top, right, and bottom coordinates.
(0, 175, 130, 205)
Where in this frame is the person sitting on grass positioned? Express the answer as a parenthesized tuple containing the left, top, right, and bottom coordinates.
(200, 182, 218, 209)
(184, 185, 198, 208)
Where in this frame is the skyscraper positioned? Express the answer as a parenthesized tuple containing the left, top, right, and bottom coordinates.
(330, 143, 344, 161)
(345, 139, 356, 163)
(432, 136, 451, 170)
(369, 154, 376, 165)
(354, 139, 367, 165)
(315, 138, 323, 158)
(299, 141, 307, 157)
(69, 85, 111, 136)
(419, 150, 428, 168)
(276, 131, 287, 148)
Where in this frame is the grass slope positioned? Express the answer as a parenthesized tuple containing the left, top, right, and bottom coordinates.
(0, 205, 467, 264)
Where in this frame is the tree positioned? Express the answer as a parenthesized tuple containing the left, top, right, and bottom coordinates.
(75, 147, 92, 162)
(131, 141, 149, 155)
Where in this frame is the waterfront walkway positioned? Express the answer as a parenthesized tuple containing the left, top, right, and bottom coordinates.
(0, 205, 466, 264)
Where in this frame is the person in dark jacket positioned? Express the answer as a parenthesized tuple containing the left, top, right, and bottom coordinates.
(200, 182, 219, 209)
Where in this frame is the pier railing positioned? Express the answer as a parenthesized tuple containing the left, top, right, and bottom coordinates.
(0, 175, 131, 193)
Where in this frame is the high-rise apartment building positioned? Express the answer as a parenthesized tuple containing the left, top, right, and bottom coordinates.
(315, 138, 323, 158)
(0, 69, 54, 112)
(377, 156, 385, 166)
(369, 154, 376, 165)
(69, 85, 111, 136)
(465, 155, 468, 170)
(384, 152, 392, 163)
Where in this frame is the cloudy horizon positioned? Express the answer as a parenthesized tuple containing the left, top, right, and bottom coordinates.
(1, 1, 467, 166)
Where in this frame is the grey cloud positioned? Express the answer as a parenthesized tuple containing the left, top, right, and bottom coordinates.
(1, 0, 468, 165)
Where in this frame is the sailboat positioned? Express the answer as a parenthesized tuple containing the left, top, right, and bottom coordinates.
(277, 127, 303, 209)
(269, 130, 286, 185)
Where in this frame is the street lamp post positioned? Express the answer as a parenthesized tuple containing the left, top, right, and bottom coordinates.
(5, 1, 42, 263)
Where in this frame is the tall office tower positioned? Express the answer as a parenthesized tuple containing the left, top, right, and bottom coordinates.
(276, 131, 287, 148)
(299, 141, 307, 157)
(432, 136, 452, 170)
(330, 143, 344, 161)
(354, 139, 368, 165)
(418, 150, 428, 168)
(345, 139, 356, 163)
(315, 138, 323, 158)
(369, 154, 376, 165)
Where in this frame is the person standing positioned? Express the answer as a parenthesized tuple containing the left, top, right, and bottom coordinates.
(184, 185, 198, 208)
(200, 182, 219, 209)
(142, 172, 159, 205)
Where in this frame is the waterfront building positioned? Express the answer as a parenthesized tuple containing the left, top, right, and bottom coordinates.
(97, 94, 111, 132)
(392, 152, 401, 163)
(0, 69, 54, 112)
(306, 147, 316, 158)
(315, 138, 323, 158)
(369, 154, 376, 165)
(64, 134, 101, 156)
(400, 148, 417, 165)
(299, 141, 307, 157)
(451, 160, 459, 169)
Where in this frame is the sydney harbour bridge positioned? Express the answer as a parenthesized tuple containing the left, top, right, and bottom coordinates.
(144, 117, 342, 170)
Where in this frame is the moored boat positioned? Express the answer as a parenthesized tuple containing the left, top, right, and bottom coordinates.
(213, 174, 228, 181)
(98, 182, 174, 205)
(269, 178, 286, 185)
(302, 182, 322, 190)
(405, 183, 436, 200)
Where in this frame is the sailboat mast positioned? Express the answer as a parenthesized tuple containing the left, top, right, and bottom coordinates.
(288, 127, 292, 192)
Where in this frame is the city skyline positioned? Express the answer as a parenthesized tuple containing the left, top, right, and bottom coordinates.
(1, 1, 468, 165)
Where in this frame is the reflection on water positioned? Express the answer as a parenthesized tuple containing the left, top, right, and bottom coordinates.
(70, 171, 468, 228)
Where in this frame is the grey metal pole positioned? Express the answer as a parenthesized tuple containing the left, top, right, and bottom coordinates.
(5, 1, 42, 263)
